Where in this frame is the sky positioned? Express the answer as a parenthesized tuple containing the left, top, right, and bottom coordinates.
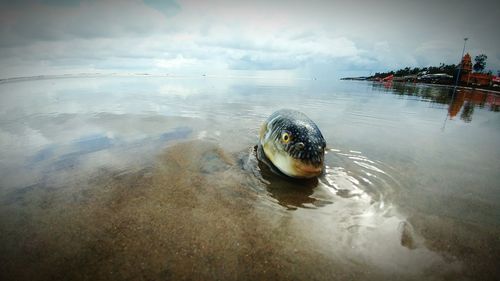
(0, 0, 499, 79)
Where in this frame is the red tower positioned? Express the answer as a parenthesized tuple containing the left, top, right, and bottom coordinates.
(461, 53, 473, 73)
(460, 53, 492, 86)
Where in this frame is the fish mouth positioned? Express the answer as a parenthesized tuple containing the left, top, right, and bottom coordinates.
(261, 141, 324, 179)
(292, 160, 323, 178)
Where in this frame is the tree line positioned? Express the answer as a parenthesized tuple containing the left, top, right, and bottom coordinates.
(371, 54, 491, 79)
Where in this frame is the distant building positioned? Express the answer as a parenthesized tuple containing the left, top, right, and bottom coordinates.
(491, 76, 500, 87)
(418, 73, 453, 84)
(460, 53, 473, 73)
(459, 53, 492, 86)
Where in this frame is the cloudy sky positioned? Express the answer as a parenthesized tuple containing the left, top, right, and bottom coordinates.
(1, 0, 499, 79)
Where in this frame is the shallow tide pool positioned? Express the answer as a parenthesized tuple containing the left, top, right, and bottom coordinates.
(0, 76, 499, 280)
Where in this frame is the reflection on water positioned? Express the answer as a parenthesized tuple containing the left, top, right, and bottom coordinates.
(0, 77, 499, 280)
(244, 145, 326, 210)
(372, 81, 500, 123)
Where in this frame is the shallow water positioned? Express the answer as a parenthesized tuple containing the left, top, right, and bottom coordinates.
(0, 76, 499, 280)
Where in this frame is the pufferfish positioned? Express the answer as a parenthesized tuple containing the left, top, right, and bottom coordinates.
(258, 109, 326, 179)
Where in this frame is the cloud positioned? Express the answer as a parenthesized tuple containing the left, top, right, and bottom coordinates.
(0, 0, 498, 79)
(155, 55, 199, 69)
(143, 0, 180, 17)
(230, 54, 302, 70)
(0, 0, 173, 46)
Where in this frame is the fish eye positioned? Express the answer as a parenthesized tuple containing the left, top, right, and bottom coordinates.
(281, 131, 291, 143)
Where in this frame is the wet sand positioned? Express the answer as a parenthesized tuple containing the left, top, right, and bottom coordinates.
(1, 141, 347, 280)
(2, 140, 498, 281)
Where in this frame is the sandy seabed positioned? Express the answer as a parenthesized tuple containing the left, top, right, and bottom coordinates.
(0, 141, 498, 281)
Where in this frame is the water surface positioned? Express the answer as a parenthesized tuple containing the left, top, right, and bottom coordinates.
(0, 76, 499, 280)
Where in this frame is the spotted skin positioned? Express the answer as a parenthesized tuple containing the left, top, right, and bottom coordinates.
(258, 109, 326, 178)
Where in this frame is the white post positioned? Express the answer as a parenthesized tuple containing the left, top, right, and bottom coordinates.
(453, 38, 468, 91)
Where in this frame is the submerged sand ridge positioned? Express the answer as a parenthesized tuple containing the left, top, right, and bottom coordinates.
(0, 140, 493, 280)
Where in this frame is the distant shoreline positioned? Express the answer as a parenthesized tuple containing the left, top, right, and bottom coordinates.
(0, 73, 175, 84)
(0, 73, 310, 84)
(340, 78, 500, 95)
